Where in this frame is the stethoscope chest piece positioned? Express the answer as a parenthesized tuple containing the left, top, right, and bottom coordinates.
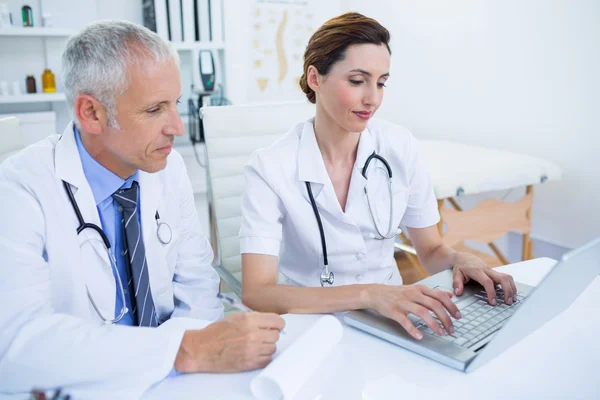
(157, 221, 172, 245)
(320, 268, 334, 286)
(155, 211, 172, 245)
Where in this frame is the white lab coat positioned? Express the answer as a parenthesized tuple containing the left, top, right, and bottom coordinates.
(0, 123, 223, 399)
(240, 118, 440, 288)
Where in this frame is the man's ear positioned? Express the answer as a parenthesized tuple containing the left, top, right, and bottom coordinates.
(74, 94, 108, 135)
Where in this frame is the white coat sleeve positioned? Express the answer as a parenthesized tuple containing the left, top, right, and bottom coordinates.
(169, 155, 223, 321)
(400, 133, 441, 228)
(0, 169, 203, 398)
(239, 152, 286, 257)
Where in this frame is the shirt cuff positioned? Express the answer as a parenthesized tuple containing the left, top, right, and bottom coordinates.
(402, 210, 441, 229)
(240, 236, 281, 257)
(159, 317, 215, 376)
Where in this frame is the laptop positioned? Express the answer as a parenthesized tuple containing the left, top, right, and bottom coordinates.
(344, 237, 600, 372)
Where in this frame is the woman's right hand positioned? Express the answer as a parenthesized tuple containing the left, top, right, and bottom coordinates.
(363, 284, 462, 340)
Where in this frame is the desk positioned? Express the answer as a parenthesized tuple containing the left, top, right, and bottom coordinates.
(144, 258, 600, 399)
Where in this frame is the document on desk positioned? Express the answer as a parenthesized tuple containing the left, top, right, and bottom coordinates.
(250, 315, 343, 400)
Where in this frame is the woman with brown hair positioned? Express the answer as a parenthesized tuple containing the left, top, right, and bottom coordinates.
(239, 12, 516, 340)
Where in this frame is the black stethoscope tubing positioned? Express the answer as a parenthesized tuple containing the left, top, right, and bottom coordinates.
(63, 180, 129, 323)
(362, 152, 392, 179)
(306, 152, 393, 286)
(63, 181, 111, 248)
(305, 181, 328, 267)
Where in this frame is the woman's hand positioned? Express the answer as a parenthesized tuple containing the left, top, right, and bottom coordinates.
(363, 284, 462, 340)
(452, 252, 517, 306)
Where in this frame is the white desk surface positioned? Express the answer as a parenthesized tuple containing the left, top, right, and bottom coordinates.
(144, 258, 600, 400)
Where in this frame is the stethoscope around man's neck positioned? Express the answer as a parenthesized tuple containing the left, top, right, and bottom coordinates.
(305, 151, 396, 287)
(62, 180, 172, 324)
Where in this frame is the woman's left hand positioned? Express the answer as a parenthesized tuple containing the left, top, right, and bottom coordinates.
(452, 252, 518, 306)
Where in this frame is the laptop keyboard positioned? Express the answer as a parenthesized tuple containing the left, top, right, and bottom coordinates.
(416, 288, 526, 349)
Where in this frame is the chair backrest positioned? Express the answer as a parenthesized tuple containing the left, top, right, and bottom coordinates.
(0, 117, 24, 164)
(201, 101, 315, 296)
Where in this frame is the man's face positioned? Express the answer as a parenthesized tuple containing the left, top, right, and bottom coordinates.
(101, 58, 184, 177)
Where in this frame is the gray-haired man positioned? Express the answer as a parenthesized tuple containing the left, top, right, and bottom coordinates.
(0, 20, 283, 398)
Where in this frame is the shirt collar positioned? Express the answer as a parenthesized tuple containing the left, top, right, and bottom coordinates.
(74, 125, 138, 206)
(297, 118, 375, 183)
(297, 118, 328, 184)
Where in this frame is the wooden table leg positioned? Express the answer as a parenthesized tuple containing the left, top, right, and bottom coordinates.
(522, 185, 534, 260)
(399, 232, 429, 279)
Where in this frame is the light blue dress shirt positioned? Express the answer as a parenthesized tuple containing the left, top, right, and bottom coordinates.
(74, 126, 139, 326)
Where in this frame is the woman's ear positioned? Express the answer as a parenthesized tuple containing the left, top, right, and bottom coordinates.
(306, 65, 321, 94)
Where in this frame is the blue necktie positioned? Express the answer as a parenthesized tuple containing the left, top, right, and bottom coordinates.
(113, 182, 157, 327)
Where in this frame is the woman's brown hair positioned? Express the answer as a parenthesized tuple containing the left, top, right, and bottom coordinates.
(299, 12, 391, 104)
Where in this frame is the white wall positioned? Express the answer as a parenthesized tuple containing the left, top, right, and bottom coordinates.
(95, 0, 142, 25)
(341, 0, 600, 249)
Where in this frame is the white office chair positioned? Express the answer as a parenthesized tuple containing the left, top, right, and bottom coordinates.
(201, 101, 315, 298)
(0, 117, 24, 164)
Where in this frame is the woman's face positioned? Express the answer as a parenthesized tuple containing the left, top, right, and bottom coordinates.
(311, 43, 390, 133)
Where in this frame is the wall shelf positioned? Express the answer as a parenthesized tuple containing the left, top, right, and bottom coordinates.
(0, 93, 66, 104)
(0, 27, 76, 37)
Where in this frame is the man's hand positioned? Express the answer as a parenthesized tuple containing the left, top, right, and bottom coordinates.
(174, 312, 285, 373)
(452, 252, 517, 305)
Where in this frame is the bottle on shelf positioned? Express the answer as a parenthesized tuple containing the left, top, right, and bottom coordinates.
(42, 69, 56, 93)
(22, 5, 33, 27)
(26, 75, 36, 93)
(0, 3, 12, 28)
(0, 81, 9, 96)
(42, 13, 53, 28)
(12, 81, 21, 95)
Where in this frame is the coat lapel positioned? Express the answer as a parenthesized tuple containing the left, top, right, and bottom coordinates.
(138, 169, 166, 294)
(54, 122, 115, 319)
(296, 120, 355, 227)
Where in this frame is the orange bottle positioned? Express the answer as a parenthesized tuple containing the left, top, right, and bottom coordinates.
(42, 69, 56, 93)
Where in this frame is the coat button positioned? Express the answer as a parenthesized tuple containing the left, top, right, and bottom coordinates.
(356, 253, 364, 260)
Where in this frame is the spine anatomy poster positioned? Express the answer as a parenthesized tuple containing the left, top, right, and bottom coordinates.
(249, 0, 315, 102)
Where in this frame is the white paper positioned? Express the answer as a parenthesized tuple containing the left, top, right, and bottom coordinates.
(209, 0, 223, 42)
(154, 0, 169, 40)
(168, 0, 183, 42)
(198, 0, 210, 42)
(182, 0, 196, 42)
(250, 315, 343, 400)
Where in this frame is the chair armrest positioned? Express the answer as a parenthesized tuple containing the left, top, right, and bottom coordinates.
(213, 263, 242, 298)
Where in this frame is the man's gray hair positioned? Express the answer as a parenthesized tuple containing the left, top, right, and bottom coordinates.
(62, 20, 179, 129)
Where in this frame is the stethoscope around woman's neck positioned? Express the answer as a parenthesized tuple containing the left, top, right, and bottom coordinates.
(305, 151, 396, 287)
